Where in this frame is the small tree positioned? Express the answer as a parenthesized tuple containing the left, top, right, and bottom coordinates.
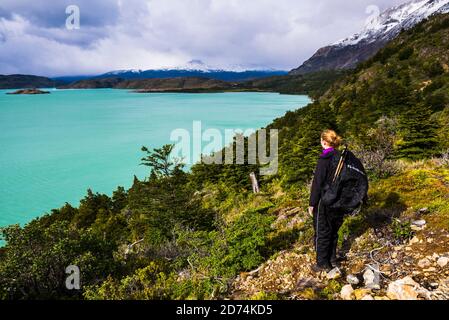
(354, 116, 399, 178)
(141, 144, 184, 178)
(397, 104, 439, 160)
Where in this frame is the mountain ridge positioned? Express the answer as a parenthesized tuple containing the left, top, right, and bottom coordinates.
(93, 68, 288, 82)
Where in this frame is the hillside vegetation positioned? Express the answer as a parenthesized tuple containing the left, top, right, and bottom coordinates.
(1, 14, 449, 300)
(0, 74, 61, 89)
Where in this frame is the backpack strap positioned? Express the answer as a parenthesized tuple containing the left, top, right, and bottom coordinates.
(332, 146, 348, 183)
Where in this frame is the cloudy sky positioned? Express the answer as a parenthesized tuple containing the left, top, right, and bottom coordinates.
(0, 0, 405, 76)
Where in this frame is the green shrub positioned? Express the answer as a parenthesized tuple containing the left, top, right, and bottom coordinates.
(391, 219, 413, 242)
(202, 211, 275, 279)
(398, 47, 414, 61)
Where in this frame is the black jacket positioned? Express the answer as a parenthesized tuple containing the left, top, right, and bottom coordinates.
(309, 149, 339, 207)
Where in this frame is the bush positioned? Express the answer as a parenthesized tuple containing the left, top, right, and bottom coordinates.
(391, 219, 413, 242)
(352, 117, 399, 178)
(425, 61, 444, 77)
(201, 211, 275, 279)
(0, 220, 118, 299)
(83, 262, 174, 300)
(398, 47, 414, 61)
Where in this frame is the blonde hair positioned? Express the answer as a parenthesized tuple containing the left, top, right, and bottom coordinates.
(321, 130, 343, 148)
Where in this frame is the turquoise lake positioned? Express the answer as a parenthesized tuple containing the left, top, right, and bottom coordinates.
(0, 89, 310, 227)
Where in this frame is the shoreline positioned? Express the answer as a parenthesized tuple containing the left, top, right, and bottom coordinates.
(1, 87, 307, 96)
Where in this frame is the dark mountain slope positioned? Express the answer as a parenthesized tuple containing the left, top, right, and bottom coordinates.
(0, 74, 61, 89)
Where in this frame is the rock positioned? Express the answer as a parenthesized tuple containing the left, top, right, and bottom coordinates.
(416, 287, 432, 300)
(430, 282, 439, 289)
(271, 215, 287, 228)
(412, 220, 427, 227)
(411, 225, 424, 232)
(387, 276, 421, 300)
(7, 89, 51, 95)
(418, 207, 429, 214)
(437, 257, 449, 268)
(340, 284, 354, 300)
(361, 294, 375, 300)
(286, 216, 304, 229)
(409, 236, 420, 245)
(363, 268, 380, 290)
(423, 267, 436, 272)
(418, 258, 432, 269)
(354, 288, 372, 300)
(178, 269, 191, 280)
(326, 267, 342, 280)
(346, 274, 360, 285)
(296, 277, 322, 291)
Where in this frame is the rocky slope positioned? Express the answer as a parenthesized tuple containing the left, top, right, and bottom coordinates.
(230, 160, 449, 300)
(290, 0, 449, 75)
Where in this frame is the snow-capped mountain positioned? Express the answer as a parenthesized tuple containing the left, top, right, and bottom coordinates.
(335, 0, 449, 46)
(96, 60, 287, 82)
(290, 0, 449, 75)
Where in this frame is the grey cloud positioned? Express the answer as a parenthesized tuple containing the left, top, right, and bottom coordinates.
(0, 0, 120, 28)
(0, 0, 407, 76)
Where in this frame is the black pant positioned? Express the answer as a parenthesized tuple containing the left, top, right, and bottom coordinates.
(313, 201, 344, 267)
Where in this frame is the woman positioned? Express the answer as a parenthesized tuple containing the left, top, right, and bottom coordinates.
(308, 129, 344, 272)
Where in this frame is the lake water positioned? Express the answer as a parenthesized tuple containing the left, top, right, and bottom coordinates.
(0, 89, 310, 227)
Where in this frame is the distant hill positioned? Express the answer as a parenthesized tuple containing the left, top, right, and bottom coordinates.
(236, 70, 347, 99)
(58, 78, 124, 89)
(115, 77, 233, 92)
(52, 66, 288, 88)
(58, 71, 345, 97)
(0, 74, 62, 89)
(59, 77, 233, 92)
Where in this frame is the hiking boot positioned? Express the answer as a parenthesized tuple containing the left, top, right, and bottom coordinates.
(331, 254, 346, 267)
(311, 264, 332, 273)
